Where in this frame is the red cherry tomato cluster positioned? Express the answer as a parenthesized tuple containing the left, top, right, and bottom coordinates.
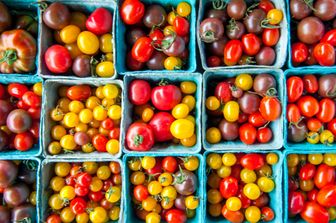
(42, 2, 114, 77)
(46, 161, 121, 223)
(205, 73, 282, 145)
(126, 80, 197, 151)
(290, 0, 336, 66)
(200, 0, 283, 67)
(287, 153, 336, 223)
(286, 74, 335, 145)
(206, 152, 278, 222)
(128, 156, 200, 223)
(0, 82, 41, 151)
(120, 1, 191, 71)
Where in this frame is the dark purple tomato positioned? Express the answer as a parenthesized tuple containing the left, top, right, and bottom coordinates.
(306, 45, 318, 65)
(0, 160, 18, 188)
(72, 55, 91, 77)
(18, 164, 36, 185)
(288, 121, 308, 142)
(0, 2, 11, 33)
(219, 119, 239, 140)
(143, 5, 166, 28)
(244, 9, 266, 34)
(126, 52, 145, 71)
(227, 0, 247, 20)
(318, 74, 336, 98)
(253, 73, 276, 94)
(231, 86, 243, 98)
(174, 195, 186, 210)
(256, 47, 276, 65)
(6, 109, 32, 134)
(0, 206, 10, 223)
(206, 9, 228, 23)
(297, 17, 325, 44)
(0, 130, 8, 151)
(43, 2, 70, 30)
(162, 36, 185, 57)
(208, 37, 228, 57)
(238, 92, 261, 115)
(0, 100, 12, 125)
(314, 0, 336, 21)
(74, 132, 90, 146)
(199, 18, 224, 43)
(11, 204, 36, 223)
(290, 0, 312, 20)
(226, 20, 246, 40)
(126, 27, 146, 45)
(4, 183, 30, 206)
(146, 51, 167, 70)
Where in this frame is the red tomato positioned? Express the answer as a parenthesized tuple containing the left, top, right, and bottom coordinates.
(46, 214, 61, 223)
(299, 163, 316, 180)
(316, 98, 335, 123)
(14, 132, 34, 151)
(259, 96, 282, 121)
(109, 128, 120, 140)
(7, 83, 28, 98)
(149, 29, 164, 45)
(120, 0, 145, 25)
(300, 202, 329, 223)
(126, 123, 154, 151)
(28, 107, 41, 120)
(89, 191, 104, 202)
(328, 119, 336, 136)
(173, 16, 190, 36)
(237, 188, 251, 209)
(70, 197, 87, 214)
(0, 84, 4, 99)
(29, 121, 39, 138)
(92, 134, 108, 152)
(303, 74, 318, 94)
(162, 156, 178, 173)
(45, 45, 72, 73)
(239, 123, 257, 145)
(261, 207, 274, 221)
(219, 176, 239, 199)
(240, 153, 265, 170)
(151, 85, 182, 111)
(86, 8, 112, 35)
(249, 112, 267, 127)
(165, 209, 187, 223)
(253, 193, 269, 208)
(126, 52, 145, 70)
(230, 165, 242, 180)
(224, 40, 243, 66)
(145, 158, 162, 176)
(287, 104, 302, 123)
(292, 42, 308, 63)
(288, 191, 305, 215)
(321, 29, 336, 46)
(314, 164, 335, 189)
(75, 185, 89, 197)
(307, 118, 323, 132)
(207, 56, 221, 67)
(258, 0, 275, 12)
(17, 100, 29, 110)
(101, 118, 114, 130)
(242, 33, 261, 56)
(65, 175, 76, 186)
(238, 113, 249, 124)
(287, 76, 303, 103)
(22, 91, 41, 108)
(103, 179, 113, 192)
(132, 37, 154, 63)
(129, 80, 151, 106)
(77, 172, 92, 187)
(133, 185, 149, 202)
(221, 205, 244, 223)
(262, 28, 280, 46)
(317, 185, 336, 207)
(313, 42, 335, 66)
(307, 189, 318, 202)
(257, 127, 273, 143)
(215, 81, 232, 103)
(288, 178, 299, 192)
(66, 85, 91, 101)
(70, 165, 81, 176)
(297, 96, 320, 118)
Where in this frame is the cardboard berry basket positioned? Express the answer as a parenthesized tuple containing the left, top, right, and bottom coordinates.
(123, 153, 204, 223)
(283, 150, 336, 222)
(40, 158, 124, 222)
(41, 78, 123, 159)
(202, 69, 285, 151)
(197, 0, 288, 71)
(0, 74, 43, 157)
(115, 0, 197, 74)
(121, 72, 202, 154)
(38, 0, 117, 79)
(284, 68, 336, 151)
(203, 150, 283, 223)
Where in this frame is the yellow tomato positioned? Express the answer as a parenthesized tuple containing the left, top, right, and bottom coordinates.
(79, 109, 93, 124)
(180, 81, 196, 94)
(222, 153, 237, 166)
(105, 186, 121, 203)
(50, 176, 65, 192)
(77, 31, 99, 55)
(185, 115, 195, 124)
(206, 96, 220, 111)
(86, 96, 101, 109)
(109, 206, 120, 221)
(82, 143, 95, 153)
(320, 130, 334, 145)
(207, 189, 222, 204)
(142, 156, 156, 170)
(235, 73, 253, 91)
(99, 33, 113, 53)
(217, 165, 231, 178)
(60, 185, 76, 200)
(95, 86, 105, 99)
(50, 108, 64, 121)
(33, 82, 42, 96)
(90, 177, 103, 192)
(82, 161, 98, 174)
(108, 105, 121, 120)
(68, 100, 84, 113)
(223, 101, 239, 122)
(57, 98, 71, 113)
(76, 212, 89, 223)
(142, 107, 154, 122)
(48, 142, 61, 157)
(158, 172, 173, 186)
(257, 176, 275, 193)
(164, 56, 182, 70)
(148, 181, 163, 195)
(60, 134, 76, 150)
(102, 98, 115, 107)
(177, 2, 191, 17)
(89, 207, 107, 223)
(29, 191, 36, 205)
(245, 206, 261, 223)
(308, 154, 323, 165)
(172, 103, 190, 119)
(161, 186, 177, 200)
(97, 166, 111, 180)
(243, 183, 261, 200)
(54, 162, 71, 177)
(103, 84, 119, 99)
(167, 11, 176, 25)
(105, 53, 113, 62)
(146, 212, 161, 223)
(51, 125, 66, 140)
(63, 112, 79, 128)
(226, 197, 242, 211)
(96, 61, 114, 78)
(184, 156, 199, 171)
(180, 134, 196, 147)
(307, 132, 320, 144)
(182, 95, 196, 110)
(65, 43, 83, 59)
(240, 168, 256, 183)
(207, 153, 222, 170)
(267, 9, 283, 25)
(163, 26, 176, 36)
(185, 196, 199, 210)
(170, 119, 194, 139)
(60, 25, 81, 44)
(48, 194, 64, 210)
(266, 153, 279, 165)
(142, 197, 157, 212)
(324, 154, 336, 166)
(61, 207, 76, 223)
(93, 106, 108, 121)
(106, 139, 119, 155)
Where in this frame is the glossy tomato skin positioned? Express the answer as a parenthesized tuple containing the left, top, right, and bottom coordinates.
(215, 82, 232, 103)
(328, 118, 336, 136)
(132, 37, 154, 63)
(288, 191, 305, 215)
(317, 185, 336, 207)
(151, 85, 182, 111)
(149, 112, 174, 142)
(224, 40, 243, 66)
(299, 163, 316, 180)
(257, 127, 272, 143)
(287, 76, 303, 102)
(7, 83, 28, 98)
(173, 16, 190, 36)
(162, 156, 177, 173)
(259, 0, 275, 12)
(314, 164, 335, 189)
(165, 209, 187, 223)
(240, 153, 264, 170)
(120, 0, 145, 25)
(321, 29, 336, 46)
(300, 202, 329, 223)
(287, 104, 302, 123)
(291, 42, 308, 63)
(129, 80, 151, 105)
(262, 28, 279, 46)
(259, 97, 281, 121)
(219, 176, 238, 199)
(249, 112, 267, 127)
(316, 98, 335, 123)
(313, 42, 335, 66)
(242, 33, 261, 56)
(239, 123, 257, 145)
(221, 205, 244, 223)
(303, 74, 318, 94)
(126, 123, 154, 151)
(92, 134, 108, 152)
(297, 96, 320, 118)
(86, 8, 112, 35)
(45, 45, 72, 73)
(66, 85, 91, 101)
(14, 132, 34, 151)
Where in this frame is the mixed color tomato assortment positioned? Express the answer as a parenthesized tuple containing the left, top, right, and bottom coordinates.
(48, 84, 121, 155)
(42, 2, 115, 77)
(287, 153, 336, 222)
(46, 161, 121, 223)
(120, 0, 192, 71)
(127, 156, 200, 223)
(287, 74, 335, 145)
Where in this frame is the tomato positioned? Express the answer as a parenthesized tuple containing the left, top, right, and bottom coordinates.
(89, 207, 107, 223)
(146, 212, 161, 223)
(207, 55, 221, 67)
(287, 76, 303, 103)
(96, 61, 114, 77)
(221, 205, 244, 223)
(70, 197, 86, 214)
(321, 29, 336, 46)
(242, 33, 261, 56)
(60, 207, 76, 223)
(170, 119, 194, 139)
(149, 28, 164, 45)
(128, 80, 151, 106)
(214, 81, 231, 103)
(60, 25, 80, 44)
(299, 163, 316, 180)
(313, 42, 335, 66)
(14, 132, 34, 151)
(320, 130, 334, 145)
(77, 172, 92, 187)
(328, 119, 336, 136)
(292, 42, 308, 63)
(287, 103, 302, 124)
(120, 0, 144, 25)
(133, 185, 149, 202)
(173, 16, 189, 36)
(239, 123, 257, 145)
(8, 83, 28, 98)
(162, 156, 177, 173)
(308, 154, 324, 165)
(109, 128, 120, 140)
(223, 101, 239, 122)
(245, 206, 261, 222)
(267, 9, 283, 25)
(301, 202, 329, 223)
(151, 85, 182, 111)
(165, 209, 187, 223)
(259, 0, 275, 12)
(314, 164, 335, 189)
(45, 45, 72, 73)
(307, 189, 318, 201)
(261, 207, 274, 221)
(259, 96, 281, 121)
(22, 91, 41, 108)
(66, 85, 91, 101)
(306, 118, 322, 132)
(303, 74, 318, 94)
(240, 153, 265, 170)
(164, 56, 182, 70)
(132, 37, 154, 63)
(145, 158, 162, 176)
(257, 127, 273, 143)
(91, 134, 107, 152)
(262, 28, 279, 46)
(316, 185, 336, 207)
(86, 7, 112, 35)
(248, 112, 267, 127)
(219, 176, 238, 199)
(148, 112, 174, 142)
(126, 123, 154, 151)
(317, 98, 335, 123)
(46, 214, 62, 223)
(126, 51, 144, 70)
(172, 103, 189, 119)
(99, 34, 113, 53)
(224, 40, 243, 66)
(207, 153, 222, 170)
(297, 96, 320, 118)
(177, 2, 191, 17)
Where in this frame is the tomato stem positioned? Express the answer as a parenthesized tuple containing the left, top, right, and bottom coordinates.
(0, 49, 18, 65)
(201, 30, 217, 43)
(133, 134, 144, 147)
(245, 2, 259, 16)
(260, 19, 281, 29)
(212, 0, 227, 10)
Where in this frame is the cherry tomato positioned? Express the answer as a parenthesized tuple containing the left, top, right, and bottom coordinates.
(239, 123, 257, 145)
(307, 189, 318, 202)
(77, 172, 92, 187)
(287, 104, 302, 123)
(262, 28, 279, 46)
(317, 185, 336, 207)
(224, 40, 243, 66)
(173, 16, 189, 36)
(132, 37, 154, 63)
(70, 197, 86, 214)
(8, 83, 28, 98)
(259, 96, 281, 121)
(92, 134, 108, 152)
(126, 51, 144, 70)
(292, 42, 308, 63)
(242, 33, 261, 56)
(45, 45, 72, 74)
(165, 209, 187, 223)
(249, 112, 267, 127)
(313, 42, 335, 66)
(314, 164, 335, 189)
(240, 153, 265, 170)
(297, 96, 320, 118)
(300, 202, 329, 223)
(219, 176, 238, 199)
(259, 0, 275, 12)
(126, 123, 154, 151)
(316, 98, 335, 123)
(149, 28, 164, 45)
(120, 0, 145, 25)
(14, 132, 34, 151)
(66, 85, 91, 101)
(287, 76, 303, 103)
(133, 185, 149, 202)
(328, 119, 336, 136)
(151, 85, 182, 111)
(214, 81, 232, 103)
(221, 205, 244, 223)
(207, 56, 221, 67)
(303, 74, 318, 94)
(307, 118, 323, 132)
(257, 127, 272, 143)
(22, 91, 41, 108)
(86, 7, 112, 35)
(46, 214, 62, 223)
(261, 207, 274, 221)
(321, 29, 336, 46)
(129, 80, 151, 106)
(162, 156, 177, 173)
(299, 163, 316, 181)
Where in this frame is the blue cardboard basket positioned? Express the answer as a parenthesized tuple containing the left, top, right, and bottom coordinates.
(284, 68, 336, 151)
(197, 0, 288, 71)
(203, 150, 283, 223)
(121, 73, 202, 154)
(38, 0, 117, 79)
(42, 78, 124, 159)
(0, 74, 42, 157)
(123, 153, 204, 223)
(40, 158, 124, 222)
(283, 150, 336, 223)
(0, 0, 40, 77)
(115, 0, 197, 74)
(203, 69, 285, 151)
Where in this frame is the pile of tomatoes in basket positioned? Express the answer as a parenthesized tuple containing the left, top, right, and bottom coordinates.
(205, 73, 281, 145)
(0, 82, 41, 152)
(287, 74, 335, 145)
(48, 84, 121, 155)
(290, 0, 336, 66)
(126, 80, 197, 151)
(287, 153, 336, 222)
(206, 152, 278, 222)
(120, 0, 191, 71)
(42, 2, 114, 77)
(200, 0, 283, 67)
(128, 156, 200, 223)
(46, 161, 121, 223)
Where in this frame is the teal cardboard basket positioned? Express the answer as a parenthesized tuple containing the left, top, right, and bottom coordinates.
(0, 74, 42, 157)
(38, 0, 117, 79)
(283, 150, 336, 222)
(42, 78, 124, 159)
(40, 158, 123, 222)
(115, 0, 197, 74)
(284, 68, 336, 151)
(123, 153, 204, 223)
(197, 0, 288, 70)
(121, 73, 202, 154)
(203, 150, 283, 223)
(203, 69, 285, 151)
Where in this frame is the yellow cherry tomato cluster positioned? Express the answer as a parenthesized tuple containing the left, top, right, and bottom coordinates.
(128, 156, 200, 223)
(206, 153, 278, 222)
(47, 161, 121, 223)
(48, 84, 121, 155)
